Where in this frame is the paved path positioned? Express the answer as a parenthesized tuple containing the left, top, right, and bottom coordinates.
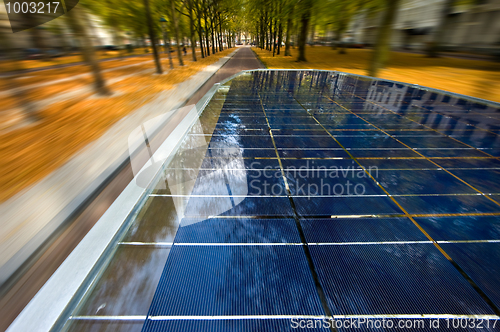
(1, 46, 263, 332)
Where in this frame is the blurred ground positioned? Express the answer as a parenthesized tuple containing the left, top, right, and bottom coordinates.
(0, 48, 152, 73)
(0, 48, 233, 202)
(253, 46, 500, 103)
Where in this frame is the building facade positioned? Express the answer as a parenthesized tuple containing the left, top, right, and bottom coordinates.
(349, 0, 500, 52)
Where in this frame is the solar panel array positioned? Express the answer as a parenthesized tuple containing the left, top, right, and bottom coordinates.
(62, 71, 500, 332)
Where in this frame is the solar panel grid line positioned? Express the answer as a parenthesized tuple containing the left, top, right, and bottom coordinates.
(309, 240, 500, 245)
(355, 157, 495, 159)
(156, 166, 500, 171)
(147, 314, 500, 320)
(149, 315, 329, 320)
(150, 193, 499, 198)
(409, 212, 500, 217)
(201, 147, 492, 151)
(117, 240, 500, 246)
(68, 313, 500, 320)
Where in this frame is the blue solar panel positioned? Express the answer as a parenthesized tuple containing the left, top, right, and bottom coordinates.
(273, 136, 341, 149)
(334, 136, 411, 149)
(441, 243, 500, 310)
(443, 169, 500, 193)
(349, 149, 421, 158)
(183, 196, 294, 217)
(267, 116, 318, 125)
(451, 134, 500, 149)
(416, 148, 488, 158)
(396, 195, 500, 215)
(300, 218, 428, 243)
(356, 159, 437, 169)
(145, 246, 325, 316)
(414, 216, 500, 241)
(278, 149, 350, 159)
(175, 218, 301, 243)
(190, 169, 287, 196)
(309, 244, 494, 315)
(396, 136, 475, 149)
(292, 196, 402, 216)
(376, 170, 477, 195)
(285, 172, 385, 196)
(281, 159, 361, 170)
(143, 319, 329, 332)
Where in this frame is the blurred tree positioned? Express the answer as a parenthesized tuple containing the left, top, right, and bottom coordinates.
(297, 0, 313, 61)
(143, 0, 163, 73)
(160, 17, 175, 69)
(329, 0, 363, 54)
(170, 0, 184, 65)
(368, 0, 400, 77)
(185, 0, 198, 61)
(0, 28, 40, 121)
(66, 6, 111, 95)
(284, 1, 295, 56)
(193, 0, 205, 57)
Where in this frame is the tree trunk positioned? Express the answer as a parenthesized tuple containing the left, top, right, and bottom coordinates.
(187, 0, 197, 61)
(1, 32, 40, 121)
(66, 6, 111, 94)
(332, 29, 340, 50)
(163, 26, 174, 69)
(195, 0, 205, 57)
(203, 0, 210, 55)
(265, 13, 269, 50)
(277, 23, 282, 55)
(285, 8, 293, 56)
(338, 28, 347, 54)
(170, 0, 184, 66)
(25, 13, 48, 60)
(198, 25, 205, 58)
(216, 27, 220, 51)
(368, 0, 401, 77)
(142, 0, 163, 74)
(214, 24, 218, 52)
(210, 10, 216, 54)
(297, 0, 312, 62)
(427, 0, 454, 57)
(217, 13, 224, 52)
(272, 19, 276, 56)
(262, 19, 265, 49)
(309, 22, 315, 46)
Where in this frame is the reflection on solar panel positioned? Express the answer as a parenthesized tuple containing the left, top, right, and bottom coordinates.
(58, 71, 500, 332)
